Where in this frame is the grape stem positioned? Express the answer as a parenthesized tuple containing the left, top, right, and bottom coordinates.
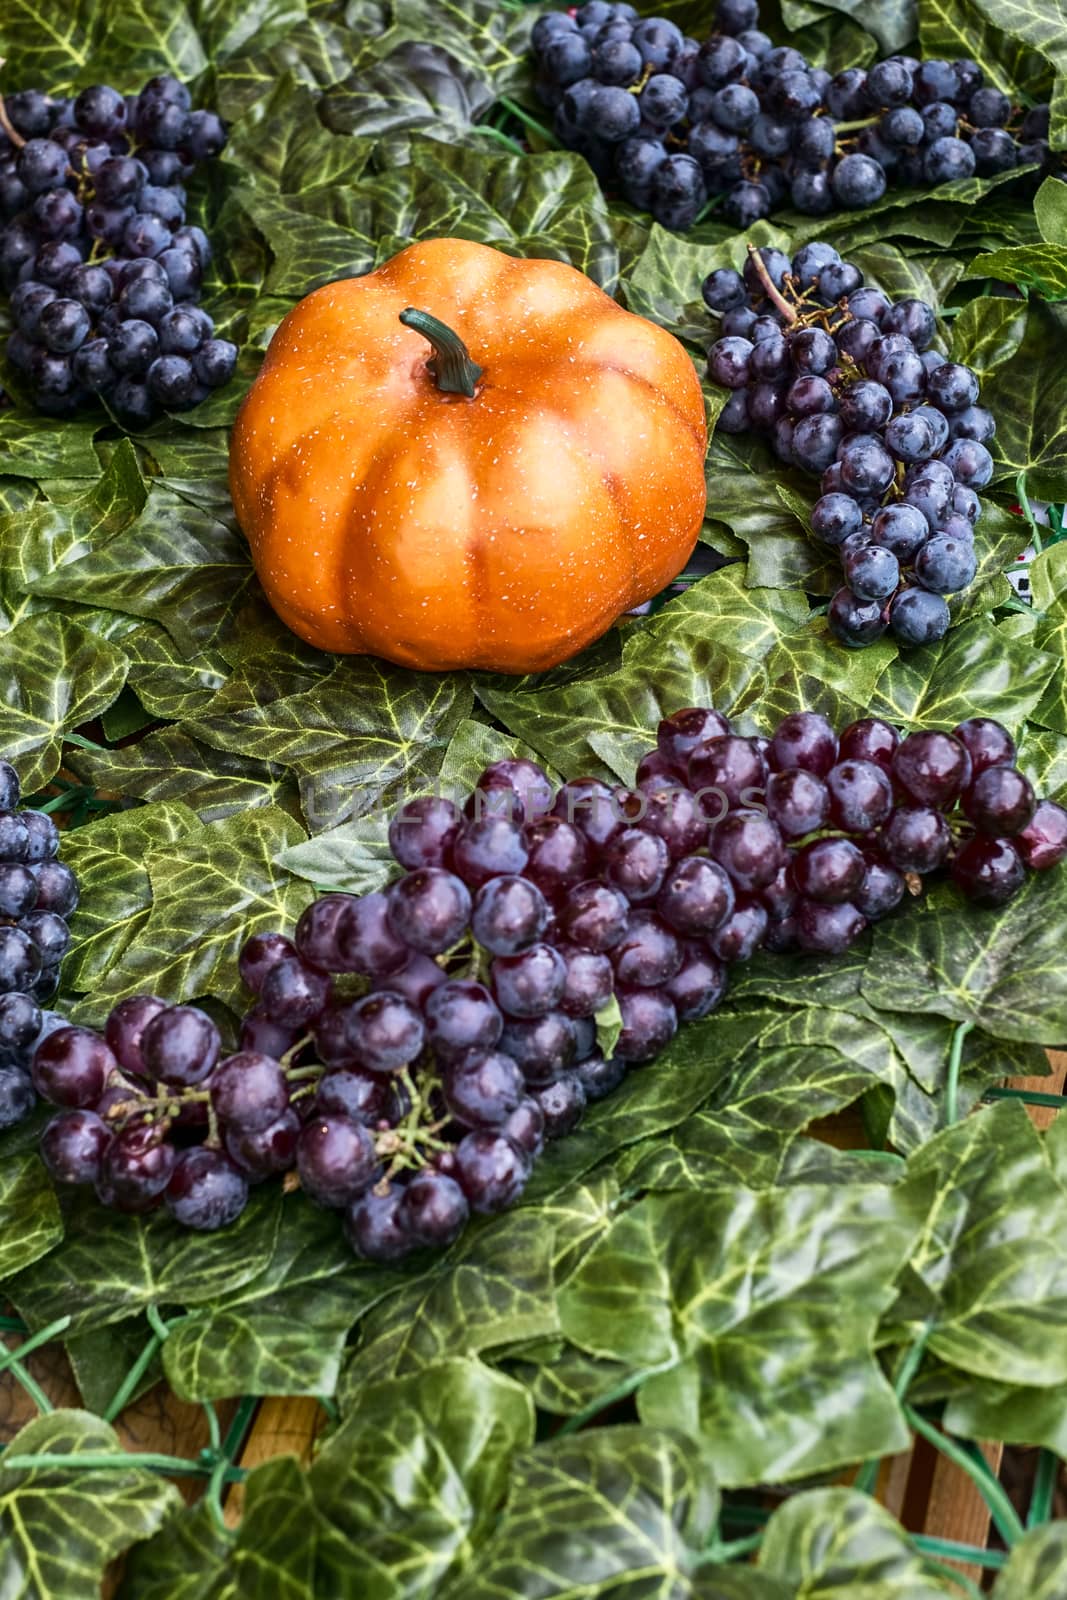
(746, 244, 798, 324)
(0, 67, 26, 149)
(832, 114, 880, 132)
(280, 1034, 313, 1068)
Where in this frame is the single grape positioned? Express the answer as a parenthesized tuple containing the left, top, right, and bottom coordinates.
(810, 493, 863, 547)
(534, 1074, 586, 1140)
(21, 910, 70, 968)
(0, 863, 37, 919)
(792, 837, 866, 904)
(0, 991, 42, 1057)
(796, 899, 867, 954)
(343, 991, 425, 1074)
(345, 1185, 413, 1261)
(655, 854, 734, 935)
(1017, 800, 1067, 870)
(710, 899, 768, 962)
(101, 994, 167, 1079)
(443, 1048, 525, 1129)
(664, 941, 727, 1019)
(335, 892, 410, 976)
(371, 951, 447, 1011)
(893, 730, 971, 808)
(491, 943, 567, 1018)
(962, 767, 1036, 836)
(882, 806, 952, 873)
(765, 768, 830, 838)
(293, 897, 355, 973)
(611, 910, 683, 987)
(688, 734, 765, 812)
(467, 759, 553, 825)
(259, 955, 332, 1026)
(575, 1050, 626, 1101)
(240, 1007, 304, 1061)
(401, 1168, 469, 1247)
(615, 987, 677, 1062)
(555, 943, 614, 1018)
(452, 817, 528, 887)
(297, 1114, 378, 1208)
(552, 777, 624, 853)
(40, 1109, 111, 1184)
(31, 860, 78, 915)
(210, 1051, 289, 1133)
(140, 1005, 220, 1087)
(889, 587, 950, 646)
(0, 1066, 35, 1129)
(425, 980, 503, 1060)
(164, 1148, 248, 1231)
(952, 836, 1025, 907)
(871, 504, 931, 563)
(225, 1108, 301, 1180)
(472, 874, 549, 956)
(710, 811, 786, 891)
(500, 1011, 576, 1084)
(387, 868, 472, 953)
(950, 721, 1013, 780)
(454, 1130, 529, 1212)
(32, 1025, 115, 1107)
(0, 927, 40, 995)
(828, 587, 889, 648)
(104, 1122, 176, 1203)
(825, 760, 894, 832)
(522, 816, 589, 898)
(855, 855, 907, 920)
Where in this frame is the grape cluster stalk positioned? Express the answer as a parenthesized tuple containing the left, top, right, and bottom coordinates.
(0, 759, 80, 1130)
(0, 76, 236, 422)
(31, 721, 1067, 1257)
(529, 0, 1059, 231)
(704, 240, 998, 648)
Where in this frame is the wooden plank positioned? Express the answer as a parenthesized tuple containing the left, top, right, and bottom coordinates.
(226, 1396, 323, 1524)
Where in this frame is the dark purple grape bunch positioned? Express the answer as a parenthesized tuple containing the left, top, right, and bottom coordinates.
(31, 722, 1067, 1252)
(528, 0, 1058, 233)
(0, 758, 78, 1133)
(0, 76, 235, 424)
(704, 242, 997, 649)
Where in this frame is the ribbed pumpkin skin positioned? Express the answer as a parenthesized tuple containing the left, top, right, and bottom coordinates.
(229, 237, 707, 673)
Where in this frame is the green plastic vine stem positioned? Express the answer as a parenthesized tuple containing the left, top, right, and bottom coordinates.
(944, 1019, 975, 1127)
(1016, 471, 1045, 555)
(903, 1405, 1026, 1548)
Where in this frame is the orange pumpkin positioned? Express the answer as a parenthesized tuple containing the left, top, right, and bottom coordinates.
(229, 237, 707, 673)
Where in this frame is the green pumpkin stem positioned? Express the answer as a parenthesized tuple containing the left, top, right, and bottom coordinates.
(399, 308, 484, 398)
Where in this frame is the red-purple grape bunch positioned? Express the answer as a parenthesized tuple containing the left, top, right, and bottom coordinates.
(704, 243, 996, 649)
(0, 758, 79, 1131)
(530, 0, 1058, 231)
(0, 77, 235, 424)
(31, 716, 1067, 1259)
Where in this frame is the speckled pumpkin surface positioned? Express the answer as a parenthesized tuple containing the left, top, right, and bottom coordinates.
(229, 237, 707, 672)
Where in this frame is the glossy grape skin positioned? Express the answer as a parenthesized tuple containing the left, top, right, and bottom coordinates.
(104, 1122, 176, 1203)
(33, 1025, 116, 1107)
(856, 855, 907, 920)
(710, 899, 769, 962)
(826, 760, 894, 832)
(882, 806, 952, 873)
(603, 827, 670, 903)
(241, 1008, 304, 1061)
(0, 991, 42, 1058)
(31, 860, 78, 915)
(225, 1108, 301, 1180)
(656, 855, 734, 935)
(796, 899, 867, 954)
(709, 811, 786, 892)
(792, 838, 866, 903)
(952, 836, 1026, 907)
(166, 1148, 249, 1230)
(388, 796, 462, 870)
(534, 1074, 586, 1140)
(611, 910, 683, 987)
(260, 956, 332, 1026)
(688, 735, 766, 813)
(0, 1067, 35, 1129)
(558, 880, 630, 952)
(471, 874, 549, 957)
(768, 712, 837, 776)
(452, 817, 529, 888)
(335, 892, 410, 977)
(345, 1186, 413, 1261)
(454, 1130, 529, 1212)
(765, 769, 829, 839)
(952, 718, 1015, 775)
(443, 1048, 525, 1129)
(665, 941, 728, 1019)
(387, 868, 472, 953)
(40, 1109, 111, 1184)
(210, 1051, 289, 1133)
(557, 943, 614, 1017)
(401, 1169, 469, 1247)
(500, 1011, 576, 1084)
(962, 767, 1036, 837)
(615, 987, 677, 1062)
(838, 718, 900, 773)
(522, 816, 589, 898)
(638, 784, 708, 858)
(294, 898, 359, 972)
(502, 1096, 546, 1158)
(425, 981, 503, 1060)
(103, 994, 167, 1077)
(552, 778, 624, 853)
(315, 1066, 406, 1126)
(297, 1114, 378, 1208)
(140, 1005, 220, 1088)
(1018, 801, 1067, 870)
(491, 943, 567, 1019)
(893, 731, 971, 808)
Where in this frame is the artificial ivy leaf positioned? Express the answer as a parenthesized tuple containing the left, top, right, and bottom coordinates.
(808, 0, 912, 51)
(9, 1185, 284, 1336)
(981, 300, 1067, 501)
(28, 490, 255, 655)
(919, 0, 1054, 106)
(122, 625, 232, 722)
(62, 802, 199, 992)
(64, 1317, 160, 1417)
(114, 1500, 231, 1600)
(869, 617, 1057, 733)
(893, 1102, 1067, 1387)
(70, 726, 298, 824)
(992, 1520, 1067, 1600)
(319, 40, 495, 141)
(0, 613, 128, 791)
(561, 1183, 922, 1486)
(384, 0, 535, 97)
(969, 242, 1067, 300)
(224, 76, 376, 195)
(732, 624, 896, 736)
(942, 1374, 1067, 1455)
(188, 658, 473, 833)
(0, 1152, 62, 1282)
(1018, 724, 1067, 801)
(437, 1426, 718, 1600)
(757, 1488, 954, 1598)
(71, 807, 312, 1020)
(0, 411, 100, 478)
(341, 1209, 559, 1401)
(862, 870, 1067, 1041)
(311, 1360, 534, 1599)
(949, 296, 1029, 382)
(1025, 540, 1067, 734)
(0, 1409, 181, 1598)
